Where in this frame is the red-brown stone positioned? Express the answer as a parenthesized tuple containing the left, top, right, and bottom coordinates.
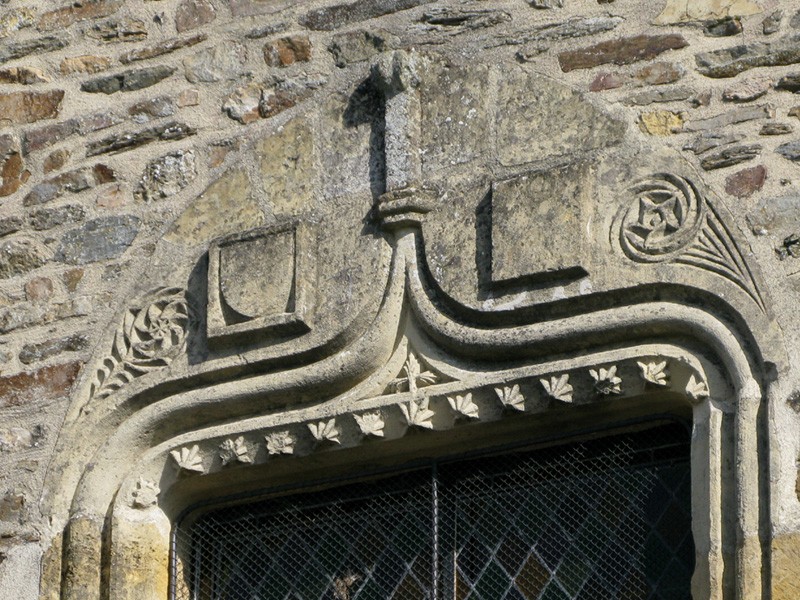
(0, 90, 64, 125)
(589, 72, 625, 92)
(0, 361, 82, 408)
(559, 34, 688, 72)
(725, 165, 767, 198)
(175, 0, 216, 33)
(0, 135, 27, 197)
(37, 0, 122, 32)
(263, 35, 312, 66)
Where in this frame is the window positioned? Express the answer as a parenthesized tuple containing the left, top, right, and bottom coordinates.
(174, 420, 693, 600)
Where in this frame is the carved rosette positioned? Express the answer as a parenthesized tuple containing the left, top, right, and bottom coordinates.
(91, 287, 191, 401)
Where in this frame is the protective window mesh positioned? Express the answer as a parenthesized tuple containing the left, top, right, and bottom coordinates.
(173, 421, 693, 600)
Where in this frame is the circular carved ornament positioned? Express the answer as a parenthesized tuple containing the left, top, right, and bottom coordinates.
(619, 173, 705, 262)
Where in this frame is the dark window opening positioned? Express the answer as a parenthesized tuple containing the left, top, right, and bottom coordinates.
(174, 420, 693, 600)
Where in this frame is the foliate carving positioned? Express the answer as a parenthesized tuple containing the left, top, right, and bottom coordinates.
(91, 287, 190, 400)
(686, 374, 710, 401)
(171, 445, 205, 474)
(309, 419, 341, 444)
(219, 436, 252, 466)
(621, 174, 704, 262)
(590, 366, 622, 395)
(354, 411, 385, 437)
(495, 384, 525, 411)
(131, 477, 160, 509)
(638, 360, 669, 386)
(265, 431, 295, 455)
(448, 393, 479, 420)
(401, 398, 435, 429)
(540, 374, 573, 403)
(390, 351, 437, 394)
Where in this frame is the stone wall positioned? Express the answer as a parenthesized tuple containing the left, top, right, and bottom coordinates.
(1, 0, 800, 597)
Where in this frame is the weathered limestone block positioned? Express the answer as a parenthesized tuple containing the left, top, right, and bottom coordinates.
(60, 55, 111, 74)
(772, 533, 800, 599)
(108, 508, 170, 600)
(257, 118, 315, 216)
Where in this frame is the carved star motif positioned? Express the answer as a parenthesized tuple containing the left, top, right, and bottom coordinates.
(632, 192, 682, 246)
(354, 411, 385, 438)
(219, 436, 252, 466)
(265, 431, 295, 455)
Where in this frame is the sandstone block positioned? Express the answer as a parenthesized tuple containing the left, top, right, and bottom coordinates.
(183, 43, 246, 83)
(175, 0, 216, 33)
(559, 34, 688, 72)
(639, 110, 684, 135)
(37, 0, 122, 32)
(0, 135, 27, 197)
(0, 67, 49, 85)
(634, 62, 685, 85)
(722, 78, 771, 102)
(60, 55, 111, 74)
(55, 216, 140, 265)
(0, 91, 64, 124)
(263, 36, 311, 67)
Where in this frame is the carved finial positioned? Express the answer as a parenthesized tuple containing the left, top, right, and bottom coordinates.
(308, 419, 341, 444)
(219, 436, 252, 466)
(638, 360, 669, 386)
(390, 351, 437, 395)
(541, 374, 573, 403)
(131, 477, 160, 509)
(495, 384, 525, 411)
(590, 366, 623, 395)
(686, 374, 710, 401)
(170, 445, 205, 474)
(448, 393, 479, 420)
(265, 431, 295, 455)
(354, 411, 385, 438)
(401, 398, 435, 429)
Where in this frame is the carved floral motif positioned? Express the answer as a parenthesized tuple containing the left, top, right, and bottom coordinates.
(219, 436, 252, 465)
(401, 398, 435, 429)
(309, 419, 341, 444)
(540, 374, 573, 403)
(390, 351, 437, 394)
(171, 445, 205, 474)
(448, 393, 479, 419)
(590, 366, 622, 395)
(686, 374, 710, 401)
(265, 431, 295, 455)
(638, 360, 669, 386)
(91, 287, 191, 401)
(354, 411, 385, 437)
(495, 384, 525, 411)
(131, 477, 160, 509)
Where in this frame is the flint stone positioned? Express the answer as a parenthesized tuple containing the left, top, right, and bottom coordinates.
(175, 0, 216, 33)
(777, 141, 800, 162)
(0, 36, 68, 64)
(86, 16, 147, 41)
(37, 0, 122, 32)
(0, 238, 49, 278)
(60, 55, 111, 74)
(19, 333, 90, 365)
(683, 104, 773, 132)
(329, 29, 398, 67)
(0, 90, 64, 124)
(761, 122, 793, 135)
(559, 34, 688, 72)
(683, 132, 745, 154)
(135, 150, 197, 202)
(300, 0, 433, 31)
(622, 86, 692, 106)
(80, 65, 175, 94)
(119, 34, 206, 63)
(696, 34, 800, 78)
(56, 216, 140, 264)
(184, 43, 246, 83)
(725, 165, 766, 198)
(763, 10, 783, 35)
(0, 135, 26, 197)
(700, 144, 761, 170)
(29, 205, 86, 231)
(86, 122, 196, 156)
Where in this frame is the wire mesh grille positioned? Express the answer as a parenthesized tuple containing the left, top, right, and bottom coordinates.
(174, 422, 692, 600)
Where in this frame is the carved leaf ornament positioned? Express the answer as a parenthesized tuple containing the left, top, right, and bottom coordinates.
(390, 351, 437, 394)
(495, 384, 525, 411)
(91, 287, 190, 400)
